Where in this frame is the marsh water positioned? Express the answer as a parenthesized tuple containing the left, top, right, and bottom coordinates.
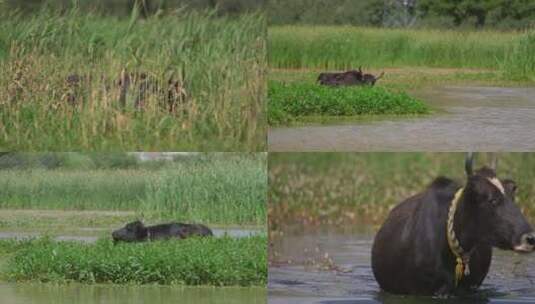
(269, 226, 535, 304)
(0, 284, 266, 304)
(269, 86, 535, 151)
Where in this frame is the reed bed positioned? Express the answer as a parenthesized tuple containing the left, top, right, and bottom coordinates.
(269, 153, 535, 228)
(4, 236, 267, 286)
(269, 26, 535, 80)
(0, 9, 266, 151)
(0, 154, 267, 225)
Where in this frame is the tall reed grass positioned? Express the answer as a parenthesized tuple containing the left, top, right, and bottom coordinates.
(269, 153, 535, 227)
(0, 154, 267, 225)
(269, 26, 535, 80)
(0, 9, 266, 151)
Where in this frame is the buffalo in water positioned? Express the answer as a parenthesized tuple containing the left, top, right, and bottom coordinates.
(317, 67, 384, 87)
(112, 220, 213, 243)
(372, 153, 535, 295)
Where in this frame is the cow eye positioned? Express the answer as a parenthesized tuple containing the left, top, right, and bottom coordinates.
(489, 198, 499, 205)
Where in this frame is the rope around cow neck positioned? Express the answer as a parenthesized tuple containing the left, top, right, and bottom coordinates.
(446, 187, 470, 288)
(447, 177, 506, 288)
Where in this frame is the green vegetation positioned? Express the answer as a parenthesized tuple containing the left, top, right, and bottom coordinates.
(269, 26, 535, 80)
(3, 0, 266, 17)
(269, 153, 535, 228)
(0, 9, 266, 151)
(0, 154, 267, 225)
(268, 81, 429, 125)
(0, 209, 136, 234)
(3, 236, 267, 286)
(269, 68, 531, 92)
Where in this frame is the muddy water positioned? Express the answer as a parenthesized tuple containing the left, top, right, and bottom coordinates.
(0, 228, 263, 242)
(269, 226, 535, 304)
(0, 283, 266, 304)
(269, 86, 535, 151)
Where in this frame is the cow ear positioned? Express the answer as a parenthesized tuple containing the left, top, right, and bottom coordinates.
(502, 179, 517, 196)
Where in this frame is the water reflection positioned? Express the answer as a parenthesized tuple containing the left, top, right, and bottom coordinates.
(0, 284, 266, 304)
(268, 226, 535, 304)
(269, 86, 535, 151)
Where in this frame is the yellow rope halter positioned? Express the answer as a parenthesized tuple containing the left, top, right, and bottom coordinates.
(446, 177, 506, 287)
(446, 187, 469, 287)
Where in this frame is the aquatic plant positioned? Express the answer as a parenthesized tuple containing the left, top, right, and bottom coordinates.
(268, 81, 429, 125)
(5, 236, 267, 286)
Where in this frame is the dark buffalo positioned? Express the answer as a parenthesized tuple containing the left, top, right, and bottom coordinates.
(317, 70, 363, 86)
(64, 69, 186, 113)
(361, 71, 384, 86)
(371, 154, 535, 295)
(112, 220, 213, 243)
(317, 67, 384, 87)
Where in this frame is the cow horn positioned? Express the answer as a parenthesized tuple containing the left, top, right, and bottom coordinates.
(489, 153, 498, 171)
(465, 152, 474, 176)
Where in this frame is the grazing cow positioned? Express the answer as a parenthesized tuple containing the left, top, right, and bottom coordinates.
(371, 154, 535, 295)
(112, 220, 213, 243)
(317, 67, 384, 87)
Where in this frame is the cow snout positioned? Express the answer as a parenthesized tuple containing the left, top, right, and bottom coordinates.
(514, 233, 535, 253)
(526, 234, 535, 246)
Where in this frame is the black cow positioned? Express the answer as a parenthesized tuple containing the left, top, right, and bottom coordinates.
(317, 70, 363, 86)
(371, 154, 535, 295)
(112, 220, 213, 243)
(317, 67, 384, 87)
(361, 71, 384, 86)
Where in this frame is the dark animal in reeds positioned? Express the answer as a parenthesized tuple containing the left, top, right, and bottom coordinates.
(317, 67, 384, 87)
(371, 153, 535, 295)
(65, 69, 186, 113)
(117, 69, 187, 113)
(112, 220, 213, 243)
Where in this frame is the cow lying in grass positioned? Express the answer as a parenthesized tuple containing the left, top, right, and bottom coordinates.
(317, 67, 384, 87)
(112, 220, 213, 243)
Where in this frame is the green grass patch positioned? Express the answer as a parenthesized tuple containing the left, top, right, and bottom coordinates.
(268, 26, 535, 81)
(0, 154, 267, 226)
(0, 9, 266, 151)
(268, 81, 429, 125)
(4, 236, 266, 286)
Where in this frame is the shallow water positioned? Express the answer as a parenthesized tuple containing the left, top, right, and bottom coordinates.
(0, 228, 263, 242)
(269, 86, 535, 151)
(269, 226, 535, 304)
(0, 283, 266, 304)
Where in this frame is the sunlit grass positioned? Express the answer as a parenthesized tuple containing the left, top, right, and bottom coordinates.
(0, 9, 266, 151)
(3, 236, 267, 286)
(269, 26, 535, 80)
(0, 154, 267, 225)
